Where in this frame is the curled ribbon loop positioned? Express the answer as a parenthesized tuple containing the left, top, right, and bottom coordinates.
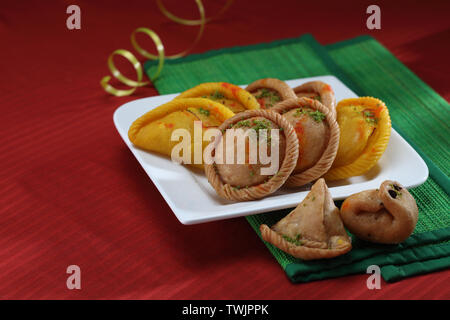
(157, 0, 233, 26)
(101, 0, 233, 97)
(156, 0, 206, 59)
(107, 49, 148, 88)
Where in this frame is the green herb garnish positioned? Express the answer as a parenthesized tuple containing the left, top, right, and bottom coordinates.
(233, 119, 274, 143)
(255, 88, 271, 99)
(255, 88, 281, 105)
(309, 110, 326, 122)
(251, 119, 272, 131)
(235, 120, 251, 127)
(294, 108, 325, 122)
(198, 107, 210, 116)
(271, 95, 281, 103)
(252, 119, 273, 143)
(294, 108, 307, 117)
(365, 118, 378, 125)
(362, 110, 378, 125)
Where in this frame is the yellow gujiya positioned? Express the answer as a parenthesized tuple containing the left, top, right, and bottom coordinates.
(176, 82, 260, 113)
(325, 97, 391, 180)
(128, 98, 235, 168)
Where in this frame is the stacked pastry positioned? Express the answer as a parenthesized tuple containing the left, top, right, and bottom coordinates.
(128, 78, 419, 260)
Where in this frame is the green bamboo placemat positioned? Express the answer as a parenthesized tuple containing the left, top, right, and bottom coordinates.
(144, 34, 450, 282)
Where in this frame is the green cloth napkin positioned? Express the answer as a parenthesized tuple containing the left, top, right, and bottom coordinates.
(144, 34, 450, 282)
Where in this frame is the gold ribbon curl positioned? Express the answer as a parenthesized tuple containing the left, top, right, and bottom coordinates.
(101, 0, 233, 97)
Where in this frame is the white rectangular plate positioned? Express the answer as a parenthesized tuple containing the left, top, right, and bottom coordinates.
(113, 75, 428, 224)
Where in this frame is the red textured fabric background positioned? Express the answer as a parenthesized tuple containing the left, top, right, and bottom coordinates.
(1, 0, 449, 299)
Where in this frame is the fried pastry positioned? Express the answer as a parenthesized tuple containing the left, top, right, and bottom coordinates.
(272, 97, 340, 187)
(293, 81, 336, 118)
(340, 180, 419, 244)
(325, 97, 391, 181)
(204, 109, 299, 201)
(245, 78, 297, 109)
(176, 82, 260, 113)
(128, 98, 235, 167)
(260, 178, 352, 260)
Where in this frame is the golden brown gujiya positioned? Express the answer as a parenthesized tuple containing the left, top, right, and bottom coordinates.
(325, 97, 391, 181)
(272, 97, 340, 187)
(128, 98, 235, 168)
(260, 178, 352, 260)
(293, 81, 336, 118)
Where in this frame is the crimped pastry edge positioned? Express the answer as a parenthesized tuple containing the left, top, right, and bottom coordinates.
(204, 109, 299, 201)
